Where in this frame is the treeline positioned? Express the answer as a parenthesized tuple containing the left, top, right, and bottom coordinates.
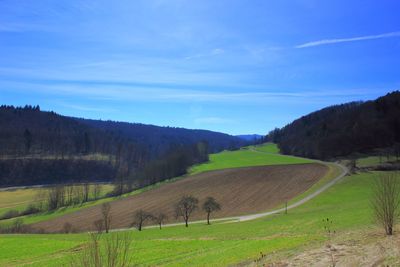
(267, 91, 400, 159)
(77, 118, 243, 155)
(0, 159, 115, 186)
(0, 183, 105, 221)
(110, 141, 209, 196)
(0, 105, 244, 186)
(0, 105, 147, 175)
(139, 142, 209, 186)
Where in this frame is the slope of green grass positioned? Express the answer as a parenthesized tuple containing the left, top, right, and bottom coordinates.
(0, 185, 113, 218)
(356, 155, 397, 167)
(190, 144, 312, 174)
(0, 171, 381, 266)
(251, 143, 280, 154)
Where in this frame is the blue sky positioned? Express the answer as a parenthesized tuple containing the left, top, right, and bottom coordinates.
(0, 0, 399, 135)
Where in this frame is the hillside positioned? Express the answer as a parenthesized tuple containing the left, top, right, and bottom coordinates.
(235, 134, 264, 142)
(268, 91, 400, 159)
(1, 156, 386, 266)
(32, 163, 327, 232)
(0, 106, 244, 186)
(0, 143, 319, 226)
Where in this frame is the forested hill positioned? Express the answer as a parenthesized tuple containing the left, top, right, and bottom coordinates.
(268, 91, 400, 159)
(77, 118, 242, 157)
(0, 106, 244, 186)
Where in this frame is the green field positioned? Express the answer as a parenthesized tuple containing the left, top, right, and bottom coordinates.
(251, 143, 280, 154)
(356, 155, 397, 167)
(190, 143, 312, 174)
(0, 184, 114, 218)
(0, 143, 382, 266)
(0, 170, 380, 266)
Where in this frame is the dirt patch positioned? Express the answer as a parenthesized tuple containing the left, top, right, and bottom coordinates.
(259, 228, 400, 267)
(33, 163, 327, 232)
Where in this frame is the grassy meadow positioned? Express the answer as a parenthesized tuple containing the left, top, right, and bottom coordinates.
(251, 143, 280, 154)
(0, 170, 381, 266)
(190, 143, 312, 174)
(0, 184, 113, 219)
(0, 143, 384, 266)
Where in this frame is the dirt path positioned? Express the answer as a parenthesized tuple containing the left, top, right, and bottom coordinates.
(139, 162, 347, 230)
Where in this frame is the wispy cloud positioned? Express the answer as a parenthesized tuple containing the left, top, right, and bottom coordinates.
(59, 103, 116, 113)
(0, 79, 383, 105)
(194, 117, 235, 124)
(184, 48, 224, 60)
(0, 23, 52, 33)
(295, 31, 400, 48)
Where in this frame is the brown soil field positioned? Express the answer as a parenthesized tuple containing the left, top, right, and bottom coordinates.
(33, 163, 327, 232)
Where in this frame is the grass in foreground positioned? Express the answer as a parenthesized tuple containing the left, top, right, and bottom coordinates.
(0, 171, 381, 266)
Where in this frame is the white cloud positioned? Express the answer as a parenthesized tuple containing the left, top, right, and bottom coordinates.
(194, 117, 235, 124)
(59, 103, 116, 113)
(211, 48, 224, 55)
(295, 31, 400, 48)
(185, 48, 225, 60)
(0, 79, 385, 105)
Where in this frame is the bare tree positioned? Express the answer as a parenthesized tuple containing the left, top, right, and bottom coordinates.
(93, 219, 104, 234)
(101, 203, 112, 233)
(372, 173, 400, 235)
(202, 197, 221, 225)
(83, 182, 90, 203)
(34, 188, 47, 211)
(153, 213, 168, 229)
(175, 195, 198, 227)
(394, 143, 400, 161)
(66, 184, 74, 206)
(47, 185, 66, 210)
(70, 232, 133, 267)
(132, 210, 152, 231)
(63, 222, 74, 234)
(93, 184, 102, 200)
(323, 218, 336, 267)
(348, 158, 357, 174)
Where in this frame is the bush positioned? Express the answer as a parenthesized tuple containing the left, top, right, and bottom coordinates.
(20, 204, 41, 216)
(0, 209, 20, 220)
(70, 232, 133, 267)
(62, 222, 74, 234)
(0, 219, 46, 234)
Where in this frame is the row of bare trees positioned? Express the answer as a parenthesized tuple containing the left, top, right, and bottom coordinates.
(131, 195, 222, 231)
(39, 183, 104, 211)
(91, 195, 221, 235)
(0, 183, 105, 221)
(175, 195, 221, 227)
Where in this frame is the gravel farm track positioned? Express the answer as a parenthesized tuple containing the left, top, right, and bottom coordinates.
(33, 163, 328, 232)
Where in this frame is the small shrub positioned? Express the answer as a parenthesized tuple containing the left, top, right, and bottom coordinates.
(323, 218, 336, 267)
(93, 219, 104, 234)
(20, 204, 41, 216)
(70, 232, 133, 267)
(0, 219, 45, 234)
(63, 222, 74, 234)
(0, 209, 20, 220)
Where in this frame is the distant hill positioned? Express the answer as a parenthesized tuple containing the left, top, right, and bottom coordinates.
(236, 134, 264, 142)
(268, 91, 400, 159)
(0, 106, 244, 186)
